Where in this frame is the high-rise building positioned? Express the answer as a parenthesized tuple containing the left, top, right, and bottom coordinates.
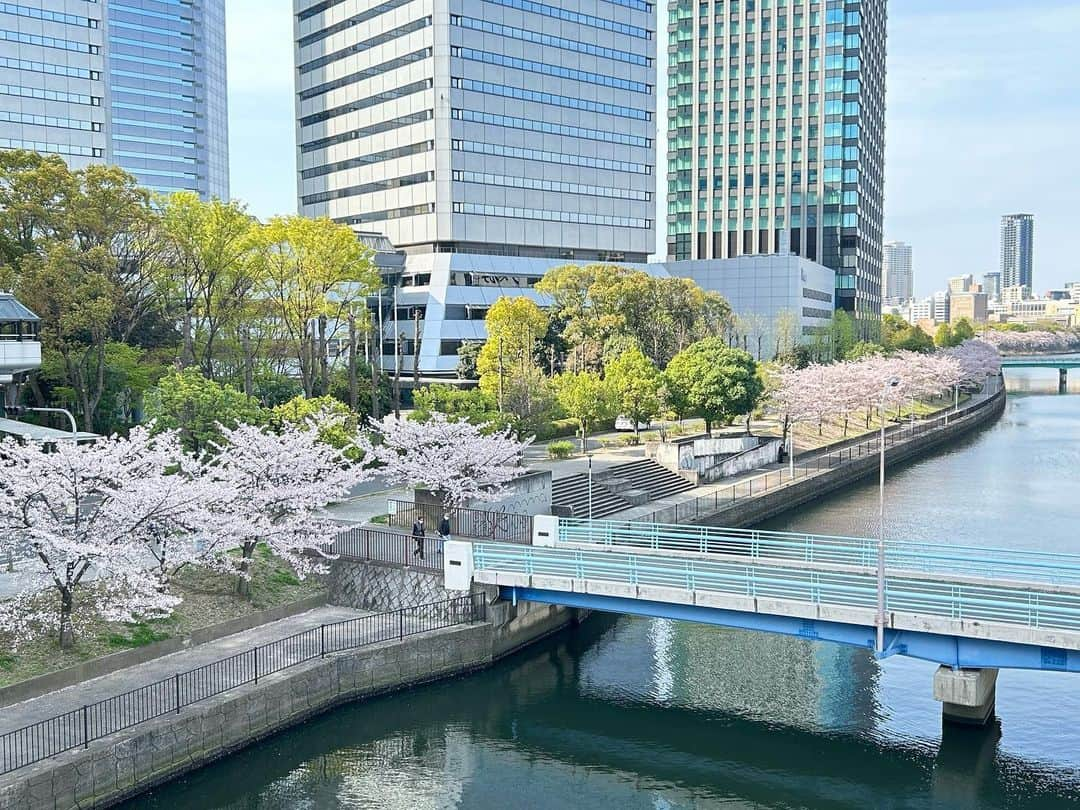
(983, 271, 1001, 301)
(947, 274, 974, 295)
(950, 292, 987, 324)
(1000, 213, 1034, 293)
(664, 0, 887, 320)
(0, 1, 229, 199)
(293, 0, 656, 261)
(882, 240, 912, 305)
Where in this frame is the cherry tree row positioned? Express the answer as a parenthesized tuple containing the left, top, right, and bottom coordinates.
(983, 329, 1080, 355)
(0, 412, 530, 648)
(771, 339, 1002, 431)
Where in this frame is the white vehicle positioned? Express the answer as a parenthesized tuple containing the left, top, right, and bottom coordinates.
(614, 415, 650, 432)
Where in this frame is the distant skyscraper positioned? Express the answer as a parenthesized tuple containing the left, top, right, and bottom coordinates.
(1000, 213, 1034, 292)
(664, 0, 888, 320)
(882, 241, 913, 305)
(0, 0, 229, 199)
(948, 274, 974, 295)
(983, 271, 1002, 301)
(293, 0, 655, 261)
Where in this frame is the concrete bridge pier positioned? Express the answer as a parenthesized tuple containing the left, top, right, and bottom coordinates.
(933, 666, 998, 725)
(1060, 368, 1068, 394)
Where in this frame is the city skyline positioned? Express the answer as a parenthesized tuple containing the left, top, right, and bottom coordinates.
(223, 0, 1077, 297)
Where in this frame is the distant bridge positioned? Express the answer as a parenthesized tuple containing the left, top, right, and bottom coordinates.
(445, 516, 1080, 724)
(1000, 356, 1080, 391)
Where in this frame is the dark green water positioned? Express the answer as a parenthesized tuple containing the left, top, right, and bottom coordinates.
(125, 368, 1080, 809)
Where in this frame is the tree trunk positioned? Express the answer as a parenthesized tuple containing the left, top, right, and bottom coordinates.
(392, 333, 403, 418)
(412, 309, 421, 388)
(58, 588, 74, 650)
(236, 544, 255, 598)
(180, 305, 195, 369)
(242, 329, 254, 397)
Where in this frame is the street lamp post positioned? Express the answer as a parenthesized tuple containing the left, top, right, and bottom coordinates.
(588, 453, 594, 520)
(877, 377, 901, 654)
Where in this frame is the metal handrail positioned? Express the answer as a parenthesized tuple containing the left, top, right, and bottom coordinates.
(0, 593, 486, 776)
(472, 543, 1080, 634)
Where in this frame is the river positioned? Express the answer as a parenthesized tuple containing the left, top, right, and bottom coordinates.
(125, 365, 1080, 809)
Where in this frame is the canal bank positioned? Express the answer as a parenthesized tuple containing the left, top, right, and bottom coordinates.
(114, 372, 1080, 809)
(0, 594, 582, 810)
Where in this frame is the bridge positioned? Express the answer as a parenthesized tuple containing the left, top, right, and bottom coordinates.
(1000, 355, 1080, 392)
(444, 516, 1080, 725)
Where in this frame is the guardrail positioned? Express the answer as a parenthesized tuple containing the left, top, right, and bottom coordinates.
(387, 499, 532, 545)
(557, 518, 1080, 587)
(0, 594, 486, 776)
(632, 379, 1003, 525)
(471, 542, 1080, 635)
(332, 526, 442, 571)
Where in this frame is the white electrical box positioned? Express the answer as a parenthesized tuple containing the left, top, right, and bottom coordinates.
(532, 514, 559, 547)
(443, 541, 474, 590)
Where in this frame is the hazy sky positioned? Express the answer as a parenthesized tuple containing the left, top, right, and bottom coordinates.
(226, 0, 1079, 296)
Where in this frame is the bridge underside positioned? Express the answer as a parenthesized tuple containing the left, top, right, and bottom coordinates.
(505, 587, 1080, 673)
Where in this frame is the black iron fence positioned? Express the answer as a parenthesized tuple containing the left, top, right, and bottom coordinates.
(331, 526, 442, 571)
(387, 500, 533, 545)
(0, 593, 485, 776)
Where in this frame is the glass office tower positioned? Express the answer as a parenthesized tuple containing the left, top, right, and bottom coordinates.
(1000, 213, 1034, 293)
(665, 0, 886, 320)
(294, 0, 656, 261)
(0, 0, 228, 199)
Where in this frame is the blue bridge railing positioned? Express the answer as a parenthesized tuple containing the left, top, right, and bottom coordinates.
(555, 518, 1080, 587)
(472, 543, 1080, 635)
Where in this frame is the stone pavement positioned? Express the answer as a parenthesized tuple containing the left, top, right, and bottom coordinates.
(0, 605, 363, 743)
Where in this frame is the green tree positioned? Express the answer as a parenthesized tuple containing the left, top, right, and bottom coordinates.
(893, 325, 935, 353)
(456, 340, 483, 380)
(477, 296, 549, 414)
(880, 313, 910, 350)
(144, 368, 266, 455)
(411, 385, 509, 430)
(665, 339, 764, 433)
(934, 322, 955, 348)
(160, 193, 259, 376)
(605, 346, 662, 437)
(256, 216, 378, 397)
(271, 395, 361, 460)
(554, 371, 613, 452)
(845, 340, 885, 361)
(829, 310, 858, 361)
(952, 317, 976, 343)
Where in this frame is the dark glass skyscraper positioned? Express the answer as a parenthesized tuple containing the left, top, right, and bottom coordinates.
(0, 0, 228, 199)
(1000, 213, 1034, 294)
(665, 0, 887, 321)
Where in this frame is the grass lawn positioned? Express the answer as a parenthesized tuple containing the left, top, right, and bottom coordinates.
(0, 548, 325, 689)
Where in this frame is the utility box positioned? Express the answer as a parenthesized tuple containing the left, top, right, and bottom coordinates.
(444, 541, 474, 590)
(532, 515, 559, 547)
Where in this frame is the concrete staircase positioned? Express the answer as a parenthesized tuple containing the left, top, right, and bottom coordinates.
(550, 460, 696, 518)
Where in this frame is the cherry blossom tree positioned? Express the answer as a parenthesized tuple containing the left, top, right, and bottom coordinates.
(204, 419, 371, 596)
(0, 427, 200, 648)
(362, 412, 532, 511)
(946, 339, 1002, 385)
(984, 330, 1080, 355)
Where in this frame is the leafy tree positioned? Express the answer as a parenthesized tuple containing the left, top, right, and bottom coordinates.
(456, 340, 483, 380)
(554, 371, 613, 452)
(271, 395, 361, 460)
(256, 215, 378, 397)
(477, 296, 549, 418)
(829, 310, 858, 361)
(777, 344, 813, 369)
(605, 346, 662, 436)
(665, 339, 763, 432)
(160, 193, 259, 376)
(0, 151, 72, 281)
(893, 325, 935, 353)
(411, 385, 512, 432)
(934, 322, 955, 348)
(144, 368, 266, 455)
(845, 340, 885, 361)
(952, 317, 976, 343)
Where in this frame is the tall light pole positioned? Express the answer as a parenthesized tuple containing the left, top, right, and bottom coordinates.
(587, 453, 594, 520)
(877, 377, 901, 654)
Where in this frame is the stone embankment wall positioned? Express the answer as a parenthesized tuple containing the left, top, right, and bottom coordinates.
(329, 559, 459, 612)
(702, 387, 1007, 530)
(0, 595, 580, 810)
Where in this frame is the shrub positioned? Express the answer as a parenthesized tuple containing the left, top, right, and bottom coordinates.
(548, 440, 574, 459)
(621, 434, 640, 446)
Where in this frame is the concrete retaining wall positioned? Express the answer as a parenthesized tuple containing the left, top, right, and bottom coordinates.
(0, 595, 581, 810)
(328, 560, 461, 612)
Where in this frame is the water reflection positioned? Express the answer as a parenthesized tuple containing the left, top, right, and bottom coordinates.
(125, 371, 1080, 809)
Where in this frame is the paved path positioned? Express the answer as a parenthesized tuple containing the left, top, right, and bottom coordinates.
(0, 606, 363, 740)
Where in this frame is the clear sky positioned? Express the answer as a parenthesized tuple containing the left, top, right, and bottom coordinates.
(225, 0, 1079, 296)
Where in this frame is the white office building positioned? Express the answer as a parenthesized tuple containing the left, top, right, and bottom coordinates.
(294, 0, 656, 261)
(882, 241, 913, 307)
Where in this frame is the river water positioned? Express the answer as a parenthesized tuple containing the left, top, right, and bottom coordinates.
(127, 366, 1080, 809)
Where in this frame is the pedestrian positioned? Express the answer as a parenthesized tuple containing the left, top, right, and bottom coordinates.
(437, 512, 452, 555)
(411, 516, 425, 560)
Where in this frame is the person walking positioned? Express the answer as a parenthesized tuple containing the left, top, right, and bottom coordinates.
(437, 512, 452, 556)
(411, 516, 425, 560)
